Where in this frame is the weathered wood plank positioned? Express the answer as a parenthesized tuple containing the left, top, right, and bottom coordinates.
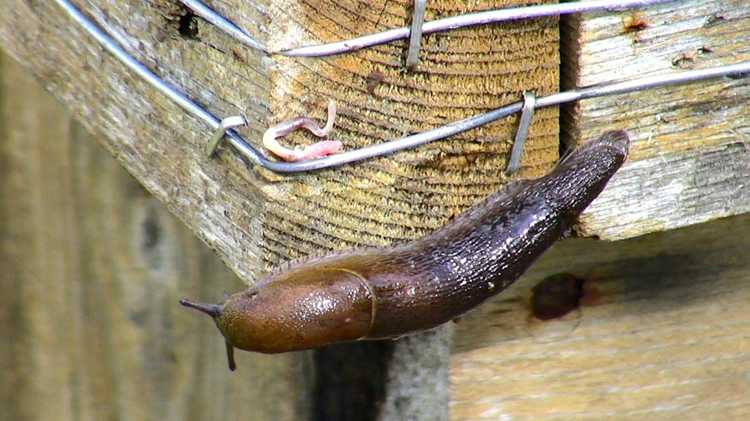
(0, 51, 304, 421)
(562, 0, 750, 240)
(451, 212, 750, 420)
(0, 0, 559, 285)
(0, 2, 560, 419)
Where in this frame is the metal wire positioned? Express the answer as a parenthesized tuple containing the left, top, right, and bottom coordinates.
(54, 0, 272, 168)
(56, 0, 750, 174)
(180, 0, 267, 53)
(177, 0, 678, 57)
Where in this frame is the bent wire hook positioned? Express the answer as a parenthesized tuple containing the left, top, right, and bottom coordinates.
(179, 0, 678, 57)
(55, 0, 750, 173)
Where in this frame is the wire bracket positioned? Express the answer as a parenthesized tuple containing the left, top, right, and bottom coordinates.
(206, 115, 247, 158)
(406, 0, 427, 69)
(54, 0, 750, 174)
(506, 92, 537, 175)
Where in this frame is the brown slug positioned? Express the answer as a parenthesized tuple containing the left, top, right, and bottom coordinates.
(181, 130, 630, 370)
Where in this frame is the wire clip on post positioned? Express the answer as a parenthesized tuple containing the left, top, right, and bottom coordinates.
(55, 0, 750, 174)
(176, 0, 679, 57)
(207, 115, 247, 158)
(406, 0, 428, 69)
(506, 92, 537, 175)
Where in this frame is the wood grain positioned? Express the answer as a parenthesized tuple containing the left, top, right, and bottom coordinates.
(0, 2, 559, 419)
(451, 212, 750, 420)
(262, 0, 560, 269)
(0, 51, 305, 421)
(0, 0, 559, 284)
(562, 0, 750, 240)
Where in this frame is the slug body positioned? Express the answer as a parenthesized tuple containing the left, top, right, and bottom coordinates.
(181, 131, 629, 367)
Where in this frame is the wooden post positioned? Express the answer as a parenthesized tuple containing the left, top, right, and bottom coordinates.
(0, 51, 307, 421)
(0, 1, 559, 419)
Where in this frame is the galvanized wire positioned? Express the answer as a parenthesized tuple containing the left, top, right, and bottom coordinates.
(55, 0, 749, 173)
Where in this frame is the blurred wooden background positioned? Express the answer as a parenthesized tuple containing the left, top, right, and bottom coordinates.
(0, 51, 307, 421)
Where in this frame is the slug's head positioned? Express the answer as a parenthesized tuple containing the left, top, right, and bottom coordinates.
(180, 266, 375, 370)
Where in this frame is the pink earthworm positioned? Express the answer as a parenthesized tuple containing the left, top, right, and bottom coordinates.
(262, 100, 342, 162)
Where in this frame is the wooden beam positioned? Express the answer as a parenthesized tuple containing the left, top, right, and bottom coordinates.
(452, 212, 750, 419)
(0, 0, 559, 284)
(562, 0, 750, 240)
(0, 1, 559, 419)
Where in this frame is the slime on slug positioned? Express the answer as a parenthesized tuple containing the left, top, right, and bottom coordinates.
(182, 130, 630, 371)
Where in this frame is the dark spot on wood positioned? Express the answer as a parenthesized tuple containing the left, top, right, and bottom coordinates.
(698, 45, 714, 55)
(366, 71, 385, 95)
(129, 308, 148, 327)
(623, 12, 649, 33)
(178, 11, 199, 39)
(704, 12, 726, 28)
(661, 97, 729, 115)
(489, 308, 513, 316)
(142, 209, 161, 251)
(312, 342, 391, 421)
(728, 71, 750, 80)
(155, 31, 167, 42)
(531, 273, 584, 320)
(232, 47, 246, 63)
(671, 51, 698, 69)
(656, 114, 674, 124)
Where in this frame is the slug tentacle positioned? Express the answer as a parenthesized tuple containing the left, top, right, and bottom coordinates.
(182, 131, 630, 366)
(179, 298, 221, 318)
(225, 341, 237, 371)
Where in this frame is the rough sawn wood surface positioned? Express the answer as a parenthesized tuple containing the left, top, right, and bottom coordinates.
(564, 0, 750, 239)
(0, 0, 559, 285)
(0, 1, 559, 420)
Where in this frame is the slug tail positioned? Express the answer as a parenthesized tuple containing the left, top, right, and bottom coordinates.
(179, 298, 221, 318)
(560, 130, 629, 166)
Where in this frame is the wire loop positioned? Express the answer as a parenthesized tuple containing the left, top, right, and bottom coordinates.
(55, 0, 750, 174)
